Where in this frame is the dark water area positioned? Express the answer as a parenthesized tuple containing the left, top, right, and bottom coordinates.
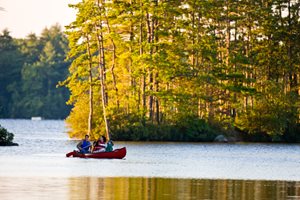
(0, 119, 300, 199)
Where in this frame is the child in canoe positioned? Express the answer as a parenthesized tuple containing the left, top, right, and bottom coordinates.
(92, 136, 107, 153)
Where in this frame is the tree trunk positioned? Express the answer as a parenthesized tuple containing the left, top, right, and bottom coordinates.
(86, 35, 93, 136)
(140, 0, 146, 125)
(104, 8, 119, 109)
(96, 0, 110, 140)
(146, 10, 153, 122)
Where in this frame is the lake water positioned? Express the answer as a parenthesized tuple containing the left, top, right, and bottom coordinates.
(0, 119, 300, 199)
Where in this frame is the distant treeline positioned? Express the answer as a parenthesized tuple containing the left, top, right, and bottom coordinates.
(0, 25, 71, 119)
(64, 0, 300, 142)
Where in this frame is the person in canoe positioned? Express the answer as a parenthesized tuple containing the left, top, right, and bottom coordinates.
(77, 134, 92, 153)
(92, 135, 107, 153)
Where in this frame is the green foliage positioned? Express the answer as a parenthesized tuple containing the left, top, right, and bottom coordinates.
(235, 81, 299, 142)
(65, 0, 300, 142)
(0, 125, 14, 145)
(0, 25, 71, 119)
(173, 115, 219, 142)
(109, 113, 218, 142)
(0, 29, 23, 117)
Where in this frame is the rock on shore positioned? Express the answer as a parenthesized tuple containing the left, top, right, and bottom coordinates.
(214, 135, 228, 143)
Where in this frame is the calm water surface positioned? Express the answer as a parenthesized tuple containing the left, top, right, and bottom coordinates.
(0, 119, 300, 199)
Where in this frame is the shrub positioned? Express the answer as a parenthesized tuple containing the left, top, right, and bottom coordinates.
(110, 113, 219, 142)
(0, 125, 14, 145)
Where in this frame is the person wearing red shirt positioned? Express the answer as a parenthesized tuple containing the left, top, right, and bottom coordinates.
(92, 136, 107, 153)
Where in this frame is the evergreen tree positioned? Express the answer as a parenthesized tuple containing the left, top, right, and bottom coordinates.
(64, 0, 300, 142)
(0, 30, 23, 117)
(0, 25, 71, 119)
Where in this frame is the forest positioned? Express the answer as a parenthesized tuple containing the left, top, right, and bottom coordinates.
(0, 25, 71, 119)
(1, 0, 300, 143)
(63, 0, 300, 142)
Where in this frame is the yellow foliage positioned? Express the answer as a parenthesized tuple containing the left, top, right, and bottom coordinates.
(66, 94, 90, 139)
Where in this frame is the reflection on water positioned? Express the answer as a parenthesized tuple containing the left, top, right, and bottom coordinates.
(1, 177, 300, 200)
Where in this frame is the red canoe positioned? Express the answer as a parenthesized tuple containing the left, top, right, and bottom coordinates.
(66, 147, 126, 159)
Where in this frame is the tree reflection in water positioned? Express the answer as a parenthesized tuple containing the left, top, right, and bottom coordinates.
(67, 177, 300, 200)
(1, 177, 299, 199)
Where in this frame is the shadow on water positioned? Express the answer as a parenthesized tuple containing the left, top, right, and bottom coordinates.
(1, 177, 300, 200)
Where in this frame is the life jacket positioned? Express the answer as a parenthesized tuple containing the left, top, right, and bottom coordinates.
(81, 140, 91, 151)
(106, 140, 114, 152)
